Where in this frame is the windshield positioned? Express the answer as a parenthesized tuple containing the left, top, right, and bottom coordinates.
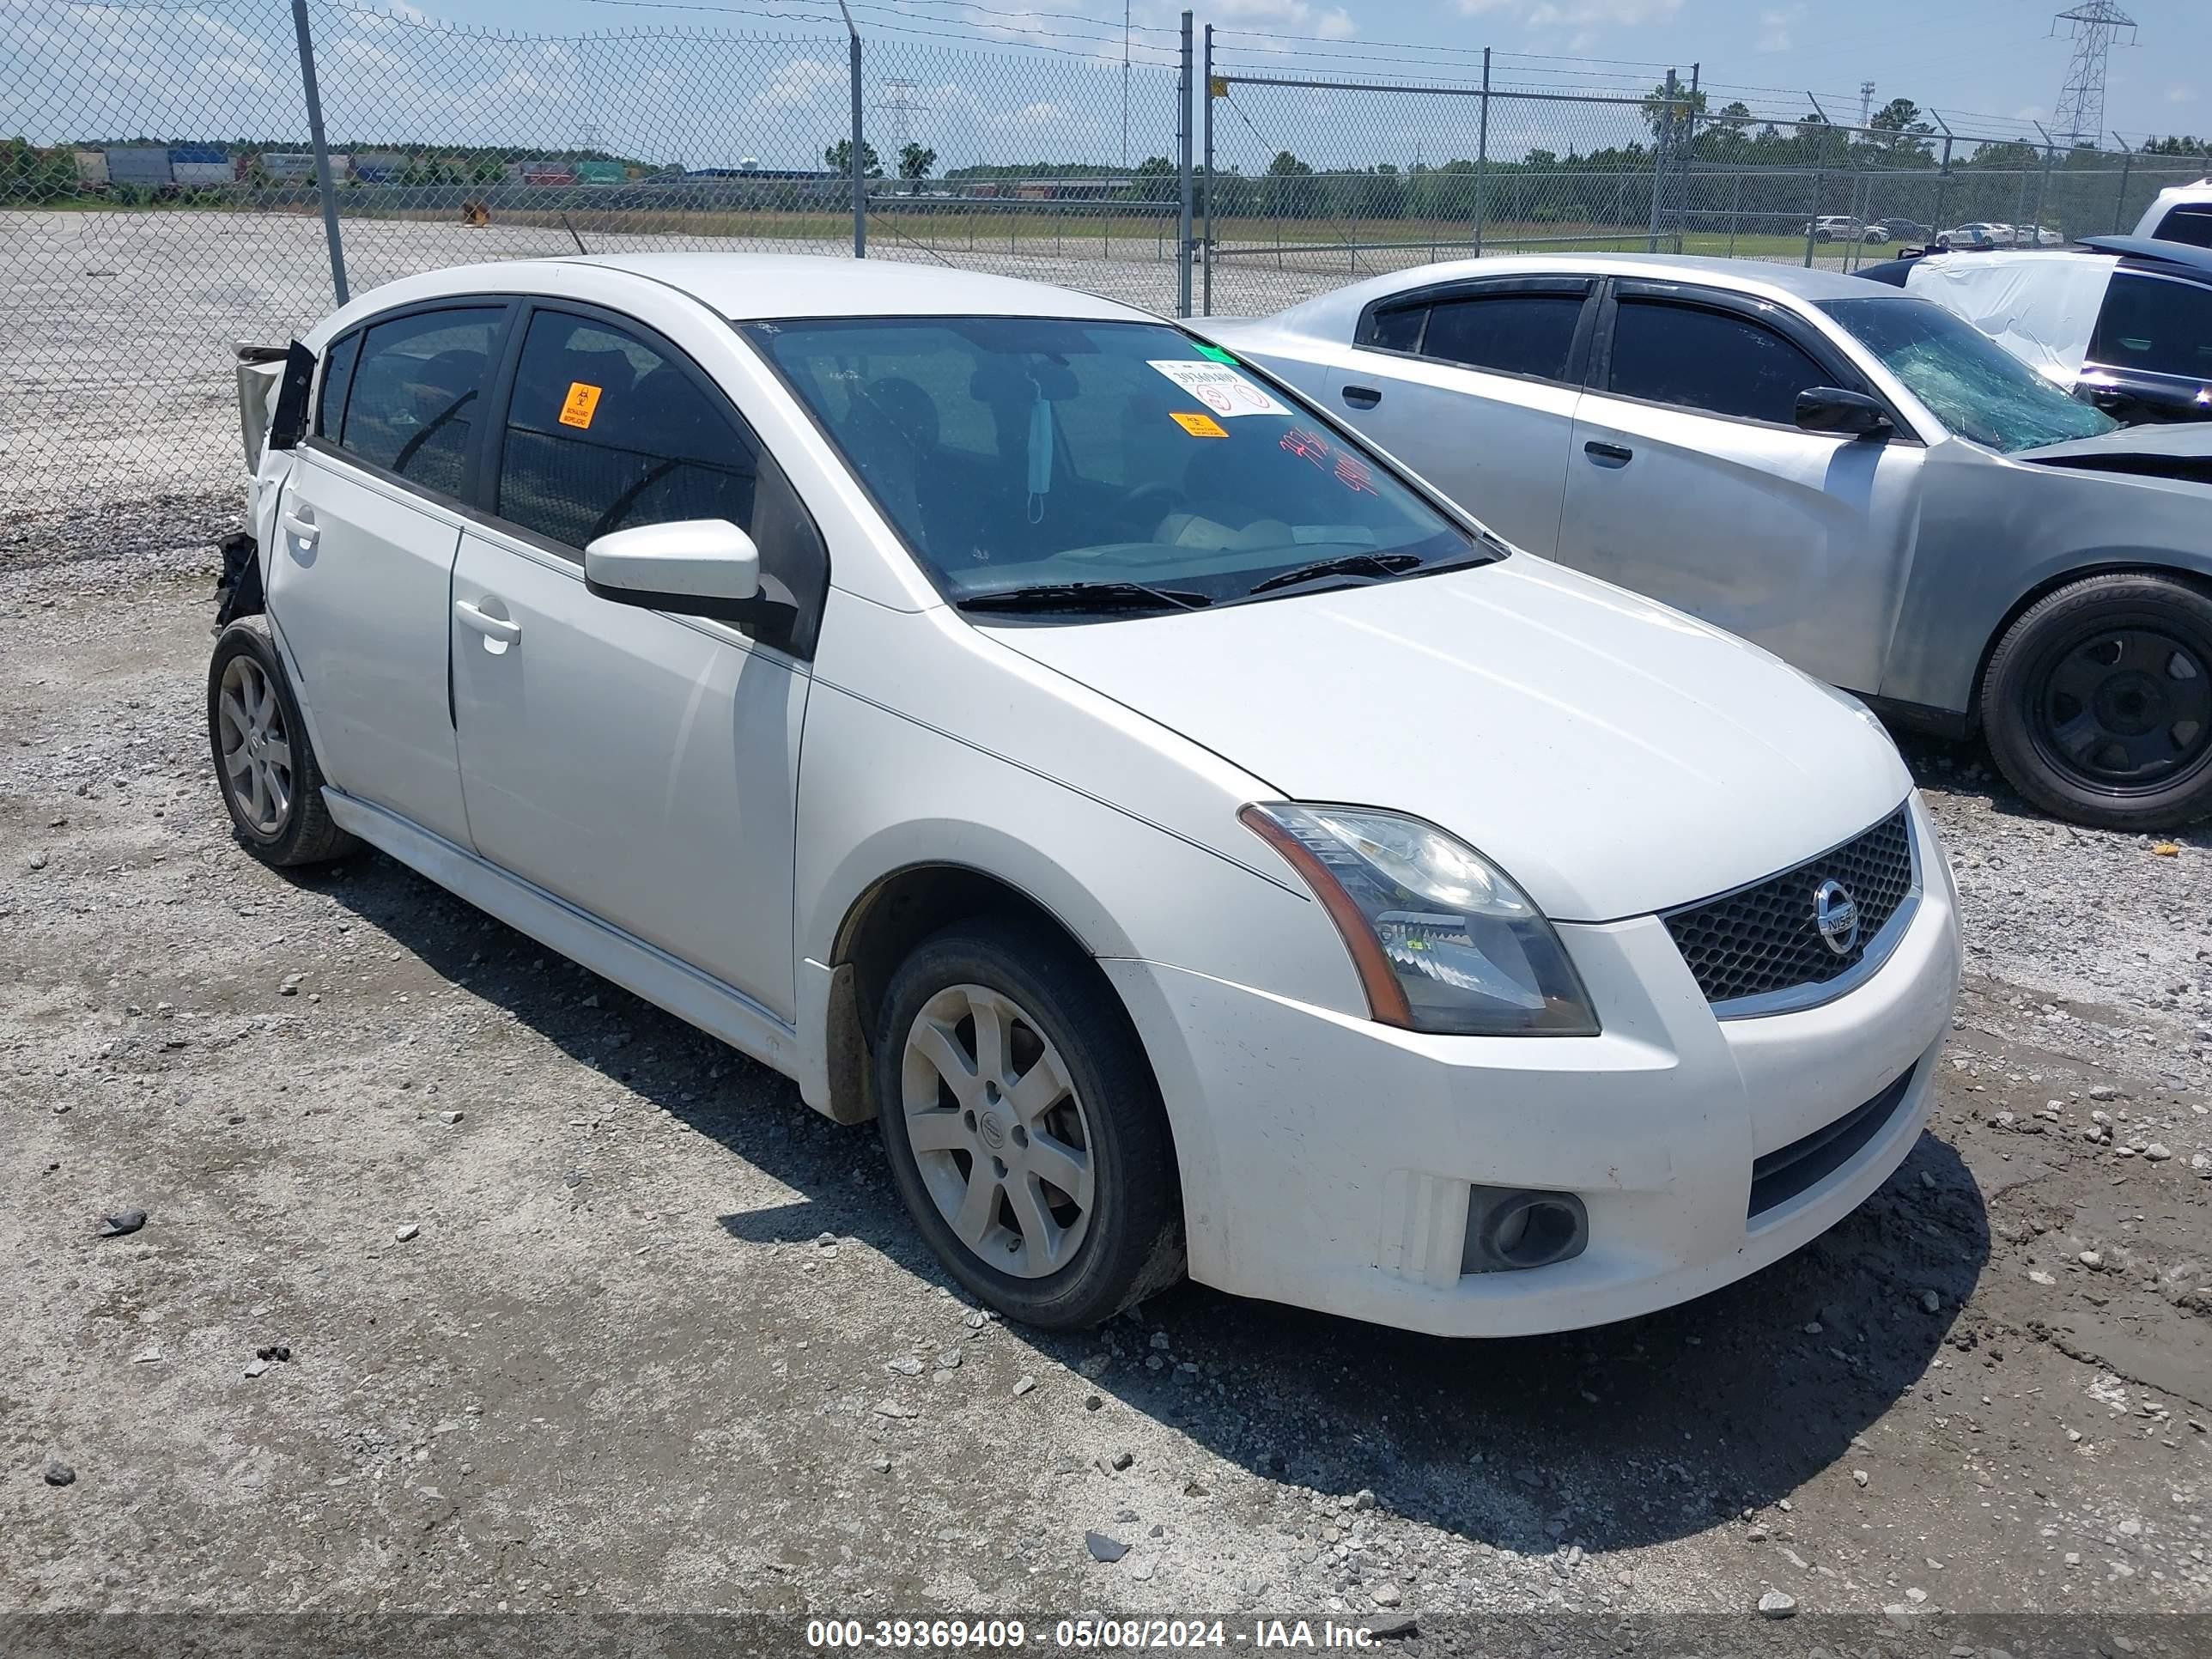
(1820, 295, 2118, 453)
(744, 317, 1484, 615)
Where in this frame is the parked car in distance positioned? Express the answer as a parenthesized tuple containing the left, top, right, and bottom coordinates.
(1808, 216, 1879, 243)
(1936, 222, 2008, 250)
(1200, 253, 2212, 830)
(2134, 177, 2212, 249)
(221, 253, 1962, 1340)
(1856, 236, 2212, 425)
(1871, 217, 1932, 244)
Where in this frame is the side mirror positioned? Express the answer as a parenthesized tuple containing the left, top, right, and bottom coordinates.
(1795, 386, 1894, 439)
(584, 519, 762, 623)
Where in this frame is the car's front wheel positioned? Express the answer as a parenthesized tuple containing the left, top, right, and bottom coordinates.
(1982, 572, 2212, 830)
(873, 919, 1183, 1329)
(208, 616, 359, 866)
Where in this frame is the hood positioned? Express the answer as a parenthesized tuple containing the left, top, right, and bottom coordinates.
(990, 558, 1912, 922)
(2016, 421, 2212, 483)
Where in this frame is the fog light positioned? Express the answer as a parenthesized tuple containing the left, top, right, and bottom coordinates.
(1462, 1187, 1588, 1274)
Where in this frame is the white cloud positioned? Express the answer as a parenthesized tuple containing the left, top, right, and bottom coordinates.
(1454, 0, 1681, 50)
(1204, 0, 1359, 34)
(2167, 85, 2194, 105)
(1756, 5, 1802, 53)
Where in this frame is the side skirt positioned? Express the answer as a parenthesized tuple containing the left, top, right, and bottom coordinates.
(321, 787, 807, 1085)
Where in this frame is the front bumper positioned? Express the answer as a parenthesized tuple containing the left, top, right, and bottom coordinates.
(1105, 799, 1962, 1338)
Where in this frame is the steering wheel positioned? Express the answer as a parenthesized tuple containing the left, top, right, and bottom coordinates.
(1124, 481, 1187, 536)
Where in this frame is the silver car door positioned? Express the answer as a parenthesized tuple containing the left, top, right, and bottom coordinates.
(1316, 278, 1595, 556)
(1557, 285, 1923, 696)
(265, 301, 510, 848)
(449, 304, 819, 1021)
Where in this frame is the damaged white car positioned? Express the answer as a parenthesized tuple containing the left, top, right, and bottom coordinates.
(218, 254, 1959, 1338)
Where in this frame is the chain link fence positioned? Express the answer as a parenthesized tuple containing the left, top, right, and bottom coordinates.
(1195, 42, 2209, 313)
(3, 0, 2206, 512)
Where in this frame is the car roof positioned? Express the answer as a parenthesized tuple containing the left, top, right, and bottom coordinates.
(2077, 234, 2212, 279)
(1266, 252, 1889, 336)
(330, 252, 1159, 325)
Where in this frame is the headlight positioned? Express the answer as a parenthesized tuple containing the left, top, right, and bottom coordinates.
(1240, 802, 1599, 1036)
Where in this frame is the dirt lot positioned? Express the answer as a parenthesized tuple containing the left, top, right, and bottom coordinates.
(3, 514, 2211, 1628)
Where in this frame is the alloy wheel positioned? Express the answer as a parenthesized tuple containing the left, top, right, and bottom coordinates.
(898, 982, 1096, 1279)
(216, 654, 294, 835)
(2033, 623, 2212, 791)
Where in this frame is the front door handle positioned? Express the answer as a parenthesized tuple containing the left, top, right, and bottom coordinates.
(1583, 441, 1633, 467)
(454, 599, 521, 645)
(279, 505, 319, 547)
(1341, 385, 1382, 410)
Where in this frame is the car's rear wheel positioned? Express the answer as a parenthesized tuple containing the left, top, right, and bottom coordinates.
(873, 919, 1183, 1329)
(208, 617, 359, 866)
(1982, 572, 2212, 830)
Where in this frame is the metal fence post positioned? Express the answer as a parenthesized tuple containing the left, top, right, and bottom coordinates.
(839, 0, 865, 257)
(290, 0, 348, 306)
(1675, 63, 1698, 252)
(1469, 47, 1491, 256)
(1176, 10, 1194, 318)
(1645, 67, 1675, 253)
(1201, 25, 1215, 314)
(2112, 133, 2133, 232)
(1804, 169, 1821, 267)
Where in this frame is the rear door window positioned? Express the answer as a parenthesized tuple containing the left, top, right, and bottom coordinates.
(1420, 293, 1585, 381)
(1606, 299, 1830, 426)
(2089, 272, 2212, 380)
(333, 307, 504, 497)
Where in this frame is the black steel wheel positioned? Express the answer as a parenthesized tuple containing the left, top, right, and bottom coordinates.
(1983, 572, 2212, 830)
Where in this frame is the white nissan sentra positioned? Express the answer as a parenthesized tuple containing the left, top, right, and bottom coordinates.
(216, 253, 1961, 1336)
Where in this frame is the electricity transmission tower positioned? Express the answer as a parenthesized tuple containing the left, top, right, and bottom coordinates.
(1858, 80, 1875, 128)
(877, 77, 927, 149)
(2051, 1, 2137, 149)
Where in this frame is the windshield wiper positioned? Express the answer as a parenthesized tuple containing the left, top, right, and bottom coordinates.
(1245, 550, 1429, 595)
(956, 580, 1212, 615)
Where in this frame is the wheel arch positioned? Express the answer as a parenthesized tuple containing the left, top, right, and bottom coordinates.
(817, 855, 1204, 1251)
(1971, 556, 2212, 732)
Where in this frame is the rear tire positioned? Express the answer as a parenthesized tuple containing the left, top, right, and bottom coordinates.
(208, 616, 360, 866)
(872, 918, 1184, 1330)
(1980, 572, 2212, 830)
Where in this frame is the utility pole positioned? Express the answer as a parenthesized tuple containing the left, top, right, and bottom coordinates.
(2051, 1, 2137, 149)
(1858, 79, 1875, 128)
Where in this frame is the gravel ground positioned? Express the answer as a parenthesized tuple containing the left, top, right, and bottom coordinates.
(3, 518, 2209, 1627)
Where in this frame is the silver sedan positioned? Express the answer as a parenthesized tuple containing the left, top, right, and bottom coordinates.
(1200, 253, 2212, 831)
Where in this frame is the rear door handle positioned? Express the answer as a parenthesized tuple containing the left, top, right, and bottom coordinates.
(1341, 385, 1382, 410)
(1583, 441, 1633, 467)
(454, 599, 521, 644)
(278, 505, 319, 547)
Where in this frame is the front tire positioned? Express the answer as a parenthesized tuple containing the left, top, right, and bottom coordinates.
(1981, 572, 2212, 830)
(872, 919, 1184, 1330)
(208, 616, 359, 866)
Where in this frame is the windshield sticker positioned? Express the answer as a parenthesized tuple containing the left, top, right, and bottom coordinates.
(1192, 343, 1240, 365)
(559, 381, 603, 429)
(1170, 410, 1230, 438)
(1148, 359, 1286, 417)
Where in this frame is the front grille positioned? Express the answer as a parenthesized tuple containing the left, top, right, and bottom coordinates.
(1663, 807, 1914, 1008)
(1747, 1058, 1921, 1218)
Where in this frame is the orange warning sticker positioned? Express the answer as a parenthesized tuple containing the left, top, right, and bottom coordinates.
(1170, 410, 1229, 438)
(559, 381, 603, 429)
